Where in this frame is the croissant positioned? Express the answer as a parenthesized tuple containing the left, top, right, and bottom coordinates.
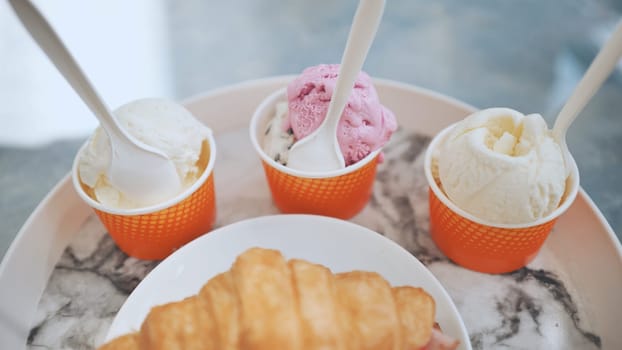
(99, 247, 458, 350)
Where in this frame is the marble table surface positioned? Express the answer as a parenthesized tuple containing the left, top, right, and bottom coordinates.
(26, 128, 601, 349)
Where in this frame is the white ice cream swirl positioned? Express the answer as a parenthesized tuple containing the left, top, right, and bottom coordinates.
(78, 98, 211, 209)
(438, 108, 567, 225)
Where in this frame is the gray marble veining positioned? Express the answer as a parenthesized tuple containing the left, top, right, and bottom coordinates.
(28, 130, 600, 350)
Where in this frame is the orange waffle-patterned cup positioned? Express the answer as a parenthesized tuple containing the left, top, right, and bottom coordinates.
(71, 133, 217, 260)
(250, 88, 381, 220)
(424, 124, 580, 274)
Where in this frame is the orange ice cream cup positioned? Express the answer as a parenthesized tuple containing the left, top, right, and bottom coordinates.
(424, 124, 580, 274)
(250, 88, 381, 220)
(71, 133, 217, 260)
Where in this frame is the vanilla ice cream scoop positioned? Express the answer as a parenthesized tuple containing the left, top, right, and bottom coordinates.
(437, 108, 567, 225)
(78, 98, 211, 209)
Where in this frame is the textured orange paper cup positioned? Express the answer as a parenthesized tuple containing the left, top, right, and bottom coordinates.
(428, 188, 558, 273)
(424, 124, 580, 274)
(250, 88, 381, 220)
(260, 155, 378, 219)
(72, 134, 217, 260)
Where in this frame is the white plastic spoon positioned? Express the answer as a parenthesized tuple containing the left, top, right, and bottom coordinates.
(553, 20, 622, 175)
(9, 0, 182, 206)
(287, 0, 386, 172)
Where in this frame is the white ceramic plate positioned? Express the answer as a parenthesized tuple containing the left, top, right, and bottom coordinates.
(105, 214, 471, 349)
(1, 77, 621, 349)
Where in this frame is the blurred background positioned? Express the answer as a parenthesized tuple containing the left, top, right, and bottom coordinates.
(1, 0, 621, 259)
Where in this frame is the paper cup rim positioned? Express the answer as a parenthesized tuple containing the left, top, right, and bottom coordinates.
(71, 132, 217, 216)
(424, 123, 580, 229)
(249, 88, 381, 179)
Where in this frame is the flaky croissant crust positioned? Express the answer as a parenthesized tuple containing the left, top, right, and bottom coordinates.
(99, 247, 438, 350)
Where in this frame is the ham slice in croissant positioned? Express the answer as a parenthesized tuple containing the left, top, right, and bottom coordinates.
(99, 247, 458, 350)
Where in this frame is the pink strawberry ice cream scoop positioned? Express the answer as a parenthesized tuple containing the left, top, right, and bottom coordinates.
(285, 64, 397, 166)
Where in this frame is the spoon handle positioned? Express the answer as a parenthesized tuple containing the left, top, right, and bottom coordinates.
(325, 0, 386, 133)
(9, 0, 124, 137)
(553, 20, 622, 138)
